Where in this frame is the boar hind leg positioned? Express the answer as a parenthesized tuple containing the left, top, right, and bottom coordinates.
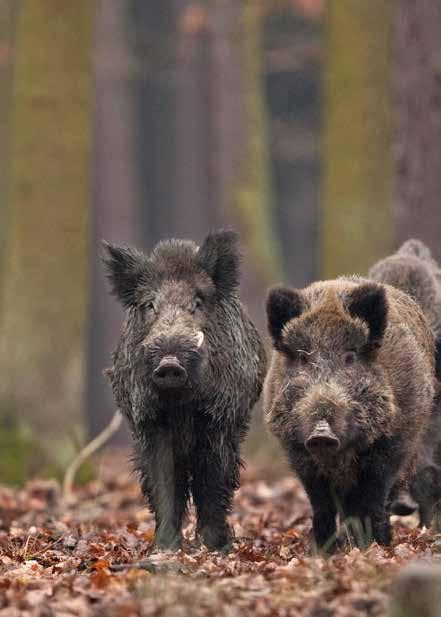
(192, 438, 240, 552)
(419, 501, 434, 528)
(137, 431, 189, 551)
(412, 465, 441, 528)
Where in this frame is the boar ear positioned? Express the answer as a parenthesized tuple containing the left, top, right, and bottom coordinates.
(398, 238, 433, 262)
(346, 283, 388, 344)
(101, 241, 148, 308)
(267, 286, 304, 345)
(198, 230, 240, 295)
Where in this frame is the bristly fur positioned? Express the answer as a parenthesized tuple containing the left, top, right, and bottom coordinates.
(103, 230, 266, 551)
(264, 276, 435, 551)
(370, 239, 441, 527)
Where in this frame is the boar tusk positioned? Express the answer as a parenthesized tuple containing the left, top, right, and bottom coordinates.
(196, 331, 205, 349)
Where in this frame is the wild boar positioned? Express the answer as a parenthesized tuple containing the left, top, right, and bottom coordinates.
(369, 239, 441, 342)
(103, 231, 266, 552)
(264, 277, 435, 549)
(370, 239, 441, 526)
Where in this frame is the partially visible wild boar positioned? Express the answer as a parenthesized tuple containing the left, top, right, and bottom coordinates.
(264, 278, 435, 549)
(369, 239, 441, 342)
(370, 239, 441, 526)
(103, 231, 266, 551)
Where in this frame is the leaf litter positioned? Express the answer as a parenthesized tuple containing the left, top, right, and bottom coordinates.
(0, 452, 438, 616)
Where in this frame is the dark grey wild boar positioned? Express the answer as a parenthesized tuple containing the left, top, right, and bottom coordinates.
(370, 239, 441, 527)
(369, 239, 441, 342)
(264, 278, 435, 550)
(103, 231, 266, 551)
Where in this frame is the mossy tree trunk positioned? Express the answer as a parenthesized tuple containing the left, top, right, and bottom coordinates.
(0, 1, 93, 446)
(239, 0, 282, 286)
(322, 1, 392, 278)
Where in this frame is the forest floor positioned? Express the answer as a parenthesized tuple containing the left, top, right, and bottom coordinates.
(0, 451, 438, 617)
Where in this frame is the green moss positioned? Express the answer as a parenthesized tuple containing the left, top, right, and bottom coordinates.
(321, 0, 392, 278)
(234, 1, 283, 284)
(0, 426, 46, 485)
(0, 411, 95, 486)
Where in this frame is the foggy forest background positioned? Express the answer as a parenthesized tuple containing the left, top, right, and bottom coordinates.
(0, 0, 439, 484)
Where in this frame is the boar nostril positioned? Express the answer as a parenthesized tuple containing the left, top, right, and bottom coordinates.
(152, 356, 188, 389)
(305, 421, 340, 453)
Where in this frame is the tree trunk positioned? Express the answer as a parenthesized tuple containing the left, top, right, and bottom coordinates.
(173, 1, 214, 240)
(0, 0, 92, 444)
(392, 1, 441, 262)
(322, 1, 392, 278)
(263, 5, 322, 287)
(208, 0, 282, 331)
(0, 2, 19, 293)
(87, 0, 148, 440)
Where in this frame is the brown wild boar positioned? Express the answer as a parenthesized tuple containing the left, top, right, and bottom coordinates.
(264, 277, 435, 549)
(370, 239, 441, 526)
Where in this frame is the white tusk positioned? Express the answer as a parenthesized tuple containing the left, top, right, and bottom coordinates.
(196, 331, 205, 349)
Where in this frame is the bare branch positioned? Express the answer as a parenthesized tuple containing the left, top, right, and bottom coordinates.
(63, 410, 123, 499)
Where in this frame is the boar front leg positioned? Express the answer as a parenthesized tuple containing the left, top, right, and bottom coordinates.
(343, 456, 393, 547)
(302, 476, 338, 552)
(137, 429, 190, 551)
(192, 434, 241, 552)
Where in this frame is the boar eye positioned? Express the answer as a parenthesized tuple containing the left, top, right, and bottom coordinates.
(345, 351, 357, 366)
(194, 296, 204, 311)
(298, 353, 309, 366)
(144, 300, 157, 315)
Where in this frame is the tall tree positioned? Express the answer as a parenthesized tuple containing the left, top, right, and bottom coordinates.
(209, 0, 282, 327)
(87, 0, 153, 439)
(0, 1, 92, 444)
(174, 1, 214, 239)
(392, 1, 441, 261)
(263, 3, 322, 287)
(0, 2, 19, 290)
(322, 1, 392, 278)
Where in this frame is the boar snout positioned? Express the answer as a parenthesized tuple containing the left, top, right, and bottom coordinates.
(305, 420, 341, 454)
(152, 356, 188, 389)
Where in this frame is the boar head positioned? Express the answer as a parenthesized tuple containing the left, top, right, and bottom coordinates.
(266, 282, 395, 462)
(103, 230, 240, 403)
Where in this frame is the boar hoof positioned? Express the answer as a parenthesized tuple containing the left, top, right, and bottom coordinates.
(153, 531, 183, 552)
(198, 525, 233, 552)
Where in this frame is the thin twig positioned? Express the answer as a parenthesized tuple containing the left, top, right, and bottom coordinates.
(26, 536, 64, 561)
(63, 410, 123, 499)
(22, 534, 35, 560)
